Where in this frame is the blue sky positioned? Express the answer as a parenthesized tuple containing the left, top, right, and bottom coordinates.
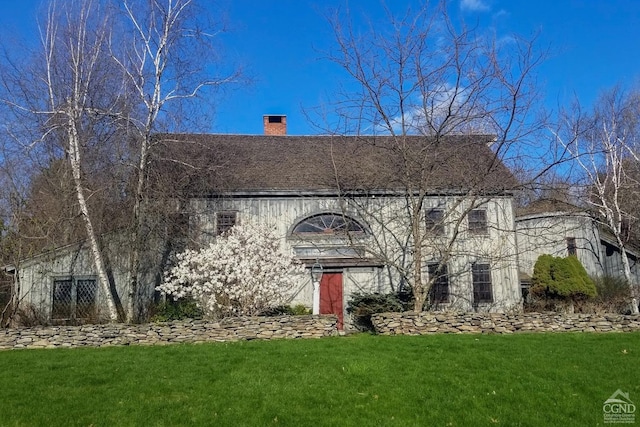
(0, 0, 638, 135)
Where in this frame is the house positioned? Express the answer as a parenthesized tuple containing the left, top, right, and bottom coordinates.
(515, 198, 640, 295)
(9, 115, 525, 327)
(149, 115, 523, 326)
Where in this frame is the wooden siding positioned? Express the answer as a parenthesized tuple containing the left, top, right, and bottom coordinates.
(15, 194, 524, 325)
(189, 194, 522, 314)
(600, 240, 640, 284)
(515, 213, 603, 278)
(15, 234, 159, 322)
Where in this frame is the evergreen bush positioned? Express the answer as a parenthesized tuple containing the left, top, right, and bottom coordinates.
(530, 254, 597, 303)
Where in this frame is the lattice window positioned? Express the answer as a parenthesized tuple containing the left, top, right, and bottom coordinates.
(75, 279, 98, 319)
(52, 278, 97, 321)
(52, 280, 73, 320)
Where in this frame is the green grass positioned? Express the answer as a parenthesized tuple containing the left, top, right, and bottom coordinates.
(0, 332, 638, 426)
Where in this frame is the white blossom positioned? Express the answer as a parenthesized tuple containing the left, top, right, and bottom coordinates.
(157, 222, 305, 318)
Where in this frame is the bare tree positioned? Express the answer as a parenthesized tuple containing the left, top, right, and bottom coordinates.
(555, 86, 640, 313)
(111, 0, 240, 321)
(0, 0, 239, 324)
(18, 0, 123, 321)
(317, 1, 549, 311)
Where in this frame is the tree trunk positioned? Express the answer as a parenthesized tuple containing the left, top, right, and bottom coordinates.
(618, 245, 639, 314)
(411, 205, 425, 312)
(126, 134, 149, 322)
(68, 118, 119, 322)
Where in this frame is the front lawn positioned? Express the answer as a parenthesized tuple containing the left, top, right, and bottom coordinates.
(0, 332, 638, 426)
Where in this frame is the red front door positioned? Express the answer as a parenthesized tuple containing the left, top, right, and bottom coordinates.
(320, 272, 344, 329)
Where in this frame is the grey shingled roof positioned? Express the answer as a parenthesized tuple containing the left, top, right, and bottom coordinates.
(150, 134, 519, 195)
(516, 199, 588, 218)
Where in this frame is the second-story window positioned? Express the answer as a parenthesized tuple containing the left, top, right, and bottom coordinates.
(292, 214, 365, 235)
(425, 208, 445, 236)
(468, 209, 488, 234)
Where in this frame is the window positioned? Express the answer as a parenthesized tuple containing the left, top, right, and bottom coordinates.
(472, 263, 493, 304)
(52, 278, 97, 321)
(428, 263, 449, 304)
(566, 237, 577, 256)
(606, 244, 615, 257)
(293, 214, 365, 235)
(468, 209, 488, 234)
(425, 208, 445, 235)
(216, 212, 237, 235)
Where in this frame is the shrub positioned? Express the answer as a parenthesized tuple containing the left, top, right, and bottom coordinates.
(150, 299, 204, 322)
(260, 304, 311, 316)
(347, 291, 413, 332)
(157, 223, 305, 319)
(530, 255, 597, 304)
(532, 254, 554, 288)
(14, 304, 50, 327)
(589, 276, 632, 314)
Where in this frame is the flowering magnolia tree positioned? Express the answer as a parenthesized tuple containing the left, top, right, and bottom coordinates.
(157, 223, 306, 318)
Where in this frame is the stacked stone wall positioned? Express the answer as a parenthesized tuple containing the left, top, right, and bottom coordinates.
(0, 315, 338, 350)
(4, 313, 638, 350)
(371, 312, 640, 335)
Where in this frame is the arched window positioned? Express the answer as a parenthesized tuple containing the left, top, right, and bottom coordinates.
(292, 214, 365, 235)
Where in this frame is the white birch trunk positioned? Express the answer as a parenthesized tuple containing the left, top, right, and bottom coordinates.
(558, 88, 640, 314)
(67, 117, 119, 322)
(119, 0, 222, 321)
(41, 1, 121, 322)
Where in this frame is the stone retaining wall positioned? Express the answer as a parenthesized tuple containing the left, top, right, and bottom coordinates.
(371, 312, 640, 335)
(5, 312, 637, 350)
(0, 315, 338, 350)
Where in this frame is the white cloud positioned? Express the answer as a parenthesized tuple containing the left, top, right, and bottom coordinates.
(373, 83, 496, 136)
(460, 0, 490, 12)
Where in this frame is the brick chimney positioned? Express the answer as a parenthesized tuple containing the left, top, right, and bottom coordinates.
(263, 115, 287, 135)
